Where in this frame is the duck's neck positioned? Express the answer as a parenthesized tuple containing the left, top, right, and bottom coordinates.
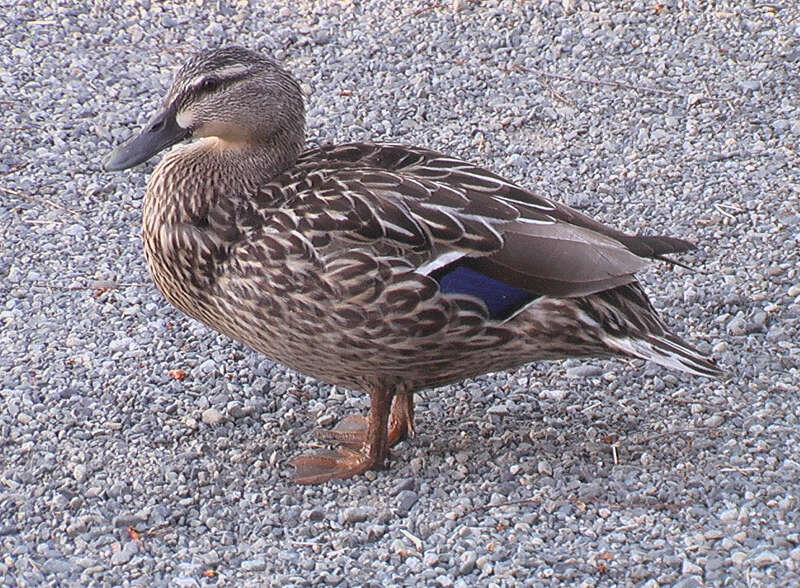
(144, 128, 304, 228)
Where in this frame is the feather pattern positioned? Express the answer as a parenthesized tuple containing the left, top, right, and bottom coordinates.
(107, 46, 721, 482)
(141, 139, 719, 391)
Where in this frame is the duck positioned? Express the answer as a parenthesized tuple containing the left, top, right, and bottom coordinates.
(105, 46, 721, 484)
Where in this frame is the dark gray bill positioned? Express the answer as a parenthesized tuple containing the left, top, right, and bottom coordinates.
(104, 104, 190, 171)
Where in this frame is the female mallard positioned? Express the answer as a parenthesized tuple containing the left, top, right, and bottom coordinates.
(106, 46, 720, 484)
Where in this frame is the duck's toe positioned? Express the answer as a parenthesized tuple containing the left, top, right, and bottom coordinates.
(313, 395, 415, 450)
(313, 414, 369, 448)
(290, 448, 382, 484)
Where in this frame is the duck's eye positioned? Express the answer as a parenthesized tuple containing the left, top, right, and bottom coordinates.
(200, 76, 221, 92)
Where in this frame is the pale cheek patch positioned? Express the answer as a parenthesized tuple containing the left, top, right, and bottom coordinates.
(176, 109, 195, 129)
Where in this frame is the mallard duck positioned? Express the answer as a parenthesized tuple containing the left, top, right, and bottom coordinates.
(105, 46, 720, 484)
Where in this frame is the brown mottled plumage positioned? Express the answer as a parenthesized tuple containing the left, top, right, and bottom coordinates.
(106, 46, 720, 484)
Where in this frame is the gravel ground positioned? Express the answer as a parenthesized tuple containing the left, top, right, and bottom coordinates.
(2, 0, 799, 586)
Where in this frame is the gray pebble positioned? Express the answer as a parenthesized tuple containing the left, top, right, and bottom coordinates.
(201, 408, 225, 425)
(395, 490, 419, 516)
(459, 551, 477, 575)
(340, 507, 373, 524)
(392, 477, 416, 495)
(241, 558, 266, 572)
(41, 558, 77, 574)
(72, 463, 88, 483)
(682, 559, 702, 575)
(112, 514, 146, 528)
(749, 549, 780, 567)
(110, 542, 138, 566)
(566, 365, 604, 378)
(726, 317, 747, 336)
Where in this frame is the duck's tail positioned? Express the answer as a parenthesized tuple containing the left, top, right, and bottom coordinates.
(575, 282, 722, 378)
(601, 331, 722, 378)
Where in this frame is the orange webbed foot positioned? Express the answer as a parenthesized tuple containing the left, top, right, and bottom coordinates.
(291, 390, 412, 484)
(290, 448, 380, 484)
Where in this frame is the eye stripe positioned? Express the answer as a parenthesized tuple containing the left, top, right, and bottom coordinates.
(186, 65, 252, 91)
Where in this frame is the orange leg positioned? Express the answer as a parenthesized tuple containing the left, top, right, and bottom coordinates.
(291, 387, 399, 484)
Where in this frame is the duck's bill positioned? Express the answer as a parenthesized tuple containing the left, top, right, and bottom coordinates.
(104, 104, 189, 171)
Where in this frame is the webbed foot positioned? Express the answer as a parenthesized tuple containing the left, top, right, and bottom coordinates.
(313, 394, 414, 448)
(291, 388, 407, 484)
(291, 448, 384, 484)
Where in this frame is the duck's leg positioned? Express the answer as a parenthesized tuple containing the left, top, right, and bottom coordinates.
(388, 393, 415, 443)
(291, 386, 394, 484)
(313, 393, 414, 448)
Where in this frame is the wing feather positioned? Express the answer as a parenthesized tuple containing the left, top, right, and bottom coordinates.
(281, 142, 696, 298)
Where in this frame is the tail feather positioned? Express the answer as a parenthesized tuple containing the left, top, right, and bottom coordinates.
(574, 282, 722, 378)
(603, 332, 722, 378)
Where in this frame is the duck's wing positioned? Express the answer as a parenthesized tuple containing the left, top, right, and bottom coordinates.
(278, 144, 696, 299)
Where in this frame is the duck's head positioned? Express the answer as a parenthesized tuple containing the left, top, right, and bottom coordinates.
(105, 46, 306, 171)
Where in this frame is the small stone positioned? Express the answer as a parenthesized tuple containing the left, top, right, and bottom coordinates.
(712, 341, 728, 353)
(66, 518, 88, 536)
(108, 337, 132, 353)
(304, 508, 325, 521)
(726, 317, 747, 336)
(392, 477, 415, 495)
(366, 524, 386, 540)
(405, 556, 422, 573)
(673, 577, 703, 588)
(537, 460, 552, 476)
(339, 507, 372, 524)
(110, 542, 138, 565)
(566, 365, 604, 378)
(772, 119, 790, 133)
(651, 128, 667, 141)
(112, 513, 145, 528)
(201, 408, 224, 425)
(75, 557, 99, 569)
(436, 575, 454, 587)
(42, 558, 76, 574)
(687, 93, 704, 106)
(740, 79, 761, 91)
(705, 556, 725, 572)
(395, 490, 419, 516)
(226, 402, 247, 419)
(682, 559, 702, 575)
(508, 153, 526, 169)
(749, 550, 780, 567)
(202, 550, 221, 566)
(487, 403, 509, 415)
(73, 464, 88, 483)
(789, 547, 800, 561)
(423, 552, 439, 567)
(459, 550, 477, 575)
(720, 508, 738, 523)
(241, 558, 266, 572)
(194, 359, 216, 375)
(63, 224, 87, 237)
(539, 389, 568, 401)
(731, 551, 747, 565)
